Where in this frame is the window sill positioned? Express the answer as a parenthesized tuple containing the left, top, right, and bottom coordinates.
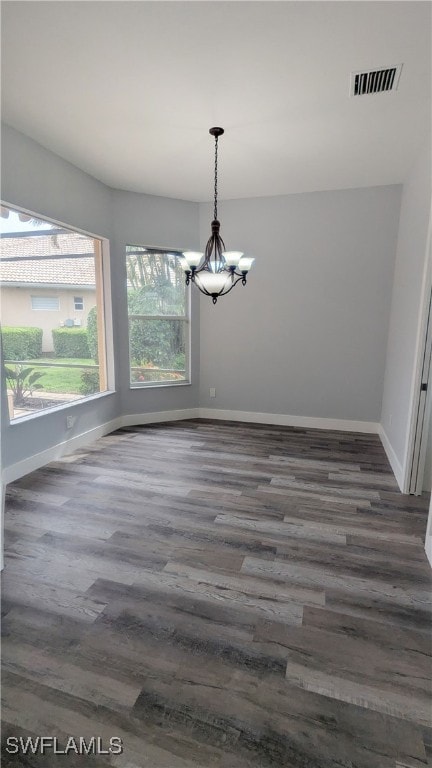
(130, 381, 191, 390)
(9, 390, 116, 425)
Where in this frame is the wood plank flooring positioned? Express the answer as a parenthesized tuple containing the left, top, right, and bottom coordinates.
(2, 418, 432, 767)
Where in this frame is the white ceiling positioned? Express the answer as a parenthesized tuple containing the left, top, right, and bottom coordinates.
(1, 1, 430, 202)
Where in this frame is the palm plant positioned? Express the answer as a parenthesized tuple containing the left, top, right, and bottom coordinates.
(4, 364, 44, 405)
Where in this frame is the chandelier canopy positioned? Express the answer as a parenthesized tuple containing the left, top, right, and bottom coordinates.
(178, 127, 254, 304)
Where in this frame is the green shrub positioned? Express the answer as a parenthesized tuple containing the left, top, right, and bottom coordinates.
(79, 369, 100, 396)
(52, 328, 90, 358)
(1, 326, 43, 360)
(86, 306, 98, 363)
(4, 364, 44, 405)
(129, 318, 185, 369)
(172, 352, 186, 370)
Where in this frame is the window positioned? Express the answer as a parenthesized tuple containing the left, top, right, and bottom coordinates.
(126, 246, 189, 386)
(31, 296, 60, 311)
(1, 204, 111, 421)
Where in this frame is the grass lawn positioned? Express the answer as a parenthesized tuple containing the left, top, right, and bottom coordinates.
(7, 358, 98, 394)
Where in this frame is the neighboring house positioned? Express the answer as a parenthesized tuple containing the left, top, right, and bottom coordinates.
(0, 230, 96, 353)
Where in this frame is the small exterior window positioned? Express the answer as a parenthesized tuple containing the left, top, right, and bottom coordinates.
(74, 296, 84, 310)
(126, 246, 190, 386)
(31, 296, 60, 311)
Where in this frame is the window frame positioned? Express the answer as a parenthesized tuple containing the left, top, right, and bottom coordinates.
(73, 296, 84, 311)
(1, 201, 115, 423)
(126, 244, 191, 389)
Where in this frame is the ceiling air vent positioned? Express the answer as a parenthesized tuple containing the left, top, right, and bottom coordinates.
(350, 64, 402, 96)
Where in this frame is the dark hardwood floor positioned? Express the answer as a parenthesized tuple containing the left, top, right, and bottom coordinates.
(2, 419, 431, 767)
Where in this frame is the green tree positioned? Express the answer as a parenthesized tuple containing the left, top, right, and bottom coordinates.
(126, 250, 185, 369)
(86, 306, 99, 363)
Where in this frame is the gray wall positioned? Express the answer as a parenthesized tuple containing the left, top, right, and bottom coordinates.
(1, 125, 199, 471)
(381, 138, 432, 469)
(199, 186, 401, 422)
(1, 125, 118, 469)
(1, 124, 114, 238)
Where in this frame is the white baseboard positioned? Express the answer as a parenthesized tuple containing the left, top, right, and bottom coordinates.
(1, 409, 199, 485)
(121, 408, 199, 427)
(198, 407, 379, 434)
(2, 407, 382, 486)
(378, 425, 405, 492)
(2, 417, 122, 485)
(425, 534, 432, 568)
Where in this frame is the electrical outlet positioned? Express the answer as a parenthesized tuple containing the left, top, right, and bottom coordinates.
(66, 415, 75, 429)
(210, 388, 216, 398)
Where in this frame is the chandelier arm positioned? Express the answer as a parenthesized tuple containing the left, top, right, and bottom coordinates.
(217, 275, 246, 296)
(195, 232, 227, 273)
(196, 235, 216, 272)
(216, 234, 225, 260)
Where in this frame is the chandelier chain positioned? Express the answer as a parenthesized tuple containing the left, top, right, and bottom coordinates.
(213, 135, 218, 221)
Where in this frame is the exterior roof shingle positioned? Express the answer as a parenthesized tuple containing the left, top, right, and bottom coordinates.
(0, 232, 96, 286)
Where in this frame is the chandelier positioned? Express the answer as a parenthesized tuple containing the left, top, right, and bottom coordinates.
(178, 127, 254, 304)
